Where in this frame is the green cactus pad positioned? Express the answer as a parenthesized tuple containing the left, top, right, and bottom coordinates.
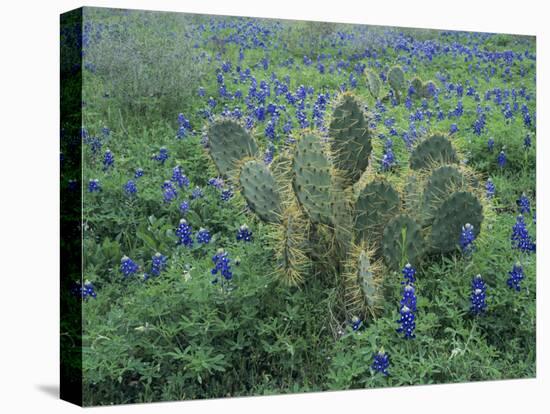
(421, 166, 466, 224)
(409, 134, 458, 170)
(207, 119, 258, 176)
(388, 66, 405, 94)
(430, 191, 483, 253)
(411, 77, 423, 98)
(292, 134, 333, 224)
(328, 95, 372, 185)
(355, 179, 400, 243)
(344, 247, 382, 319)
(365, 70, 381, 99)
(382, 214, 424, 270)
(239, 160, 283, 223)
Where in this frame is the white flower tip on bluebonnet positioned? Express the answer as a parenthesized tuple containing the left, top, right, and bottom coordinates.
(474, 288, 482, 295)
(402, 305, 410, 313)
(405, 263, 412, 269)
(155, 252, 161, 257)
(487, 178, 493, 182)
(240, 224, 248, 230)
(179, 218, 187, 224)
(474, 273, 482, 280)
(121, 255, 129, 261)
(515, 260, 522, 267)
(405, 285, 415, 292)
(216, 247, 225, 255)
(351, 316, 360, 323)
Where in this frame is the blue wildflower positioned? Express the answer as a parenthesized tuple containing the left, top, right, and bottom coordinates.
(497, 150, 506, 168)
(162, 180, 177, 203)
(191, 186, 203, 200)
(351, 316, 362, 331)
(402, 263, 416, 285)
(211, 248, 233, 283)
(524, 134, 532, 150)
(88, 178, 101, 193)
(470, 274, 487, 315)
(171, 165, 190, 188)
(221, 188, 233, 202)
(71, 280, 97, 300)
(179, 200, 190, 215)
(196, 227, 211, 244)
(103, 149, 114, 171)
(176, 219, 193, 247)
(450, 123, 458, 134)
(153, 147, 169, 164)
(511, 214, 536, 253)
(134, 168, 144, 178)
(381, 139, 396, 171)
(236, 224, 253, 242)
(397, 284, 417, 339)
(123, 179, 137, 196)
(371, 350, 390, 376)
(517, 192, 531, 214)
(487, 138, 495, 152)
(507, 261, 525, 292)
(460, 223, 476, 256)
(208, 177, 225, 190)
(486, 178, 495, 198)
(120, 256, 139, 277)
(151, 252, 167, 276)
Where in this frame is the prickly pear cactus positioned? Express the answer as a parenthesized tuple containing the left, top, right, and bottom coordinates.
(420, 80, 436, 98)
(328, 94, 372, 185)
(421, 166, 466, 225)
(274, 204, 311, 286)
(388, 66, 405, 96)
(365, 69, 381, 99)
(239, 159, 282, 223)
(430, 191, 483, 253)
(207, 119, 258, 176)
(355, 179, 400, 243)
(382, 214, 424, 270)
(409, 134, 458, 170)
(292, 134, 333, 224)
(410, 77, 423, 97)
(343, 245, 383, 320)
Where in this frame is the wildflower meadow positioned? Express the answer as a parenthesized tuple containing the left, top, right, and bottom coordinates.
(60, 7, 536, 406)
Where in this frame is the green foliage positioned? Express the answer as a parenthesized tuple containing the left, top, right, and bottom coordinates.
(382, 214, 425, 270)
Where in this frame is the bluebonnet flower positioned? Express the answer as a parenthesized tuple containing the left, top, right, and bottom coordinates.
(511, 214, 536, 253)
(88, 178, 101, 193)
(351, 316, 362, 331)
(402, 263, 416, 285)
(381, 139, 396, 171)
(191, 186, 203, 200)
(265, 120, 276, 140)
(176, 219, 193, 247)
(487, 138, 495, 152)
(450, 123, 458, 134)
(470, 274, 487, 315)
(123, 179, 137, 196)
(103, 149, 114, 170)
(150, 252, 167, 276)
(196, 227, 211, 244)
(486, 178, 495, 198)
(153, 147, 169, 164)
(221, 188, 233, 202)
(71, 280, 97, 300)
(179, 200, 190, 215)
(236, 224, 253, 242)
(171, 165, 190, 188)
(120, 256, 139, 277)
(162, 180, 177, 203)
(497, 150, 507, 168)
(198, 86, 205, 97)
(507, 262, 525, 292)
(460, 223, 476, 256)
(208, 177, 225, 190)
(517, 192, 531, 214)
(208, 97, 217, 108)
(211, 248, 233, 283)
(371, 350, 390, 376)
(177, 113, 191, 139)
(134, 168, 144, 178)
(264, 144, 275, 165)
(397, 284, 417, 339)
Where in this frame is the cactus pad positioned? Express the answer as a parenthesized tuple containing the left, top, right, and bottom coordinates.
(421, 166, 466, 224)
(355, 179, 400, 243)
(239, 160, 283, 223)
(292, 134, 333, 224)
(409, 134, 458, 170)
(411, 77, 423, 97)
(430, 191, 483, 253)
(207, 119, 258, 176)
(365, 70, 381, 99)
(328, 95, 372, 185)
(382, 214, 424, 270)
(388, 66, 405, 95)
(420, 81, 436, 98)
